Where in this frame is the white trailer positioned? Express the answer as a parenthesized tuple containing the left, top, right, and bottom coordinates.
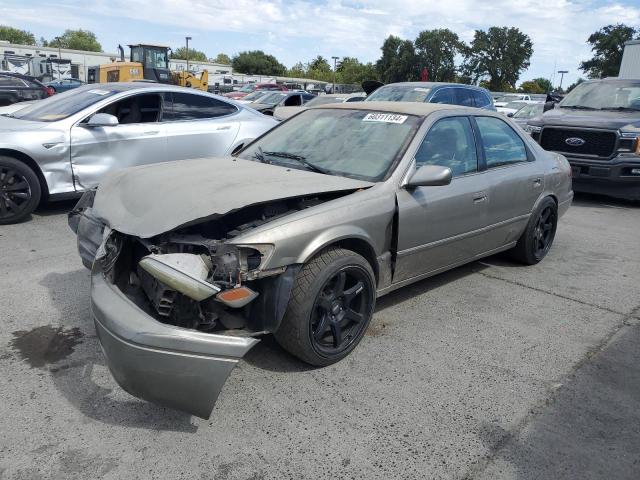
(619, 40, 640, 79)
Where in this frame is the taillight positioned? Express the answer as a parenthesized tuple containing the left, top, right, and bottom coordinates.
(45, 86, 55, 96)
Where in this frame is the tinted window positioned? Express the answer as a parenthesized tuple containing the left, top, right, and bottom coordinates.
(0, 76, 26, 87)
(476, 116, 528, 168)
(415, 116, 478, 176)
(472, 90, 490, 107)
(455, 88, 474, 107)
(97, 93, 161, 124)
(429, 88, 455, 105)
(165, 92, 237, 120)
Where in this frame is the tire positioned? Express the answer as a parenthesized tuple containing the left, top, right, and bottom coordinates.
(509, 197, 558, 265)
(275, 247, 376, 366)
(0, 156, 42, 225)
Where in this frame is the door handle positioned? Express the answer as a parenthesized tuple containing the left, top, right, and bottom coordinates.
(473, 192, 487, 203)
(144, 130, 159, 135)
(533, 178, 542, 187)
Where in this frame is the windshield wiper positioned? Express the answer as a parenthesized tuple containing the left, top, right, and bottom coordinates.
(598, 106, 640, 112)
(262, 151, 331, 175)
(252, 146, 268, 163)
(561, 105, 597, 110)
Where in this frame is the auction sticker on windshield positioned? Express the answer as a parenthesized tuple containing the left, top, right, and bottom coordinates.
(87, 89, 112, 96)
(363, 113, 408, 124)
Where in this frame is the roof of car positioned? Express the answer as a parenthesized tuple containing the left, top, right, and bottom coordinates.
(382, 82, 489, 91)
(314, 101, 465, 116)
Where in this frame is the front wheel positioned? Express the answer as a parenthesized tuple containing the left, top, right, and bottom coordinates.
(509, 197, 558, 265)
(275, 247, 376, 366)
(0, 156, 42, 225)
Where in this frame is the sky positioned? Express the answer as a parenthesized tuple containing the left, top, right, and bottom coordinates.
(3, 0, 639, 87)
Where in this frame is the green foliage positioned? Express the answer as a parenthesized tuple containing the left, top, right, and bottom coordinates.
(336, 57, 377, 84)
(231, 50, 286, 76)
(414, 29, 462, 82)
(376, 35, 419, 83)
(48, 29, 102, 52)
(579, 24, 639, 78)
(171, 46, 208, 62)
(0, 25, 36, 45)
(213, 53, 231, 65)
(519, 77, 552, 93)
(463, 27, 533, 91)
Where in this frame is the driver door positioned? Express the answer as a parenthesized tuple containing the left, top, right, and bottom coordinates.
(394, 116, 490, 282)
(70, 93, 167, 191)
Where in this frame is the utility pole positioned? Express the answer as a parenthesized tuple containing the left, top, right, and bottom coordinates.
(332, 56, 339, 94)
(557, 70, 568, 91)
(185, 36, 192, 73)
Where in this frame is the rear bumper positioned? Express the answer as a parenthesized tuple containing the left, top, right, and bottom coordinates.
(566, 156, 640, 200)
(90, 268, 259, 418)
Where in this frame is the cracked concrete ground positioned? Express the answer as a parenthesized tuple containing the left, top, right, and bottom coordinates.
(0, 193, 638, 479)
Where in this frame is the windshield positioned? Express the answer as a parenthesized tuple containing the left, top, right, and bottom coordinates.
(239, 84, 256, 93)
(495, 95, 522, 103)
(257, 92, 287, 105)
(243, 91, 270, 102)
(306, 96, 347, 106)
(11, 87, 120, 122)
(513, 103, 544, 119)
(366, 85, 431, 103)
(238, 109, 420, 181)
(505, 101, 528, 109)
(145, 48, 168, 69)
(560, 81, 640, 110)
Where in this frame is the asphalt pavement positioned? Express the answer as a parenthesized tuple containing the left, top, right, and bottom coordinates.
(0, 194, 638, 480)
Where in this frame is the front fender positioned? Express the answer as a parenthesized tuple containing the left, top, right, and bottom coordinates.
(295, 224, 377, 265)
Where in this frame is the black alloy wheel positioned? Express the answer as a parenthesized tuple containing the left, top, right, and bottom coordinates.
(532, 205, 556, 260)
(510, 196, 558, 265)
(0, 157, 41, 224)
(311, 267, 373, 357)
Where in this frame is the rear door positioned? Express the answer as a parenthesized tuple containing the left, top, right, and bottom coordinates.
(472, 115, 543, 250)
(69, 92, 167, 190)
(395, 116, 490, 282)
(163, 92, 240, 160)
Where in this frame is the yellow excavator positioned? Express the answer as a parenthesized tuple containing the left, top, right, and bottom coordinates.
(87, 44, 208, 91)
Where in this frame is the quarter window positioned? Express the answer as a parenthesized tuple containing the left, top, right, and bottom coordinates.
(164, 92, 237, 121)
(475, 116, 528, 168)
(429, 88, 455, 105)
(415, 116, 478, 176)
(472, 90, 490, 108)
(455, 88, 474, 107)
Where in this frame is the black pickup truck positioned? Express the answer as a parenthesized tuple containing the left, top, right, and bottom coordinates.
(526, 78, 640, 200)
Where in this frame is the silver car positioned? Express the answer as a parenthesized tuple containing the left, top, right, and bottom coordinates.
(0, 83, 277, 224)
(70, 102, 573, 418)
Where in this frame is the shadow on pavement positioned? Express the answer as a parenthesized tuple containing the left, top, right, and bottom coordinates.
(571, 192, 639, 209)
(37, 269, 198, 433)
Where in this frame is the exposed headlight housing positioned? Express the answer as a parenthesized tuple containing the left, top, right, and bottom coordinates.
(139, 254, 221, 301)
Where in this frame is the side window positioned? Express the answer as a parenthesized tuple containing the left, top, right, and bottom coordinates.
(429, 88, 455, 105)
(97, 93, 161, 124)
(165, 92, 237, 121)
(472, 90, 490, 108)
(475, 116, 528, 168)
(414, 116, 478, 177)
(283, 95, 302, 106)
(455, 88, 474, 107)
(0, 76, 26, 87)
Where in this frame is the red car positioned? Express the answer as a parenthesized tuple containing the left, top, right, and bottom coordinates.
(224, 83, 287, 100)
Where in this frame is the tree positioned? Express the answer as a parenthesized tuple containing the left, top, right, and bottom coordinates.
(414, 29, 462, 82)
(305, 56, 333, 82)
(171, 46, 208, 62)
(336, 57, 378, 84)
(48, 29, 102, 52)
(0, 25, 36, 45)
(287, 61, 307, 78)
(376, 35, 419, 83)
(212, 53, 231, 65)
(463, 27, 533, 91)
(519, 77, 552, 93)
(231, 50, 286, 75)
(579, 24, 639, 78)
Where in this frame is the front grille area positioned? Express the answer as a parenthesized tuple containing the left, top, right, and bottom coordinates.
(540, 128, 617, 158)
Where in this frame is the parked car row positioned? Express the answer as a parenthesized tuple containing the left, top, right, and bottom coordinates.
(0, 72, 54, 106)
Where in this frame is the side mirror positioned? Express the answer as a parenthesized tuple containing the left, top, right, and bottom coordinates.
(507, 112, 514, 117)
(406, 165, 452, 188)
(86, 113, 119, 127)
(543, 101, 555, 113)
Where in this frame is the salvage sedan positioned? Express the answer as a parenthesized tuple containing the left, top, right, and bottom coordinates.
(69, 102, 573, 418)
(0, 83, 276, 224)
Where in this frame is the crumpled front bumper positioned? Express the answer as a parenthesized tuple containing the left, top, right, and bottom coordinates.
(91, 267, 259, 418)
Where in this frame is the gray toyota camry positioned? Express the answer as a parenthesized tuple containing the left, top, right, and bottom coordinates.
(70, 102, 573, 418)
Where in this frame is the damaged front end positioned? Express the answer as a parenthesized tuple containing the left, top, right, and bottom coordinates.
(68, 190, 348, 417)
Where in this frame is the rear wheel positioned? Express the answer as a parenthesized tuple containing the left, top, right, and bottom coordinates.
(275, 247, 376, 366)
(0, 156, 42, 225)
(510, 197, 557, 265)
